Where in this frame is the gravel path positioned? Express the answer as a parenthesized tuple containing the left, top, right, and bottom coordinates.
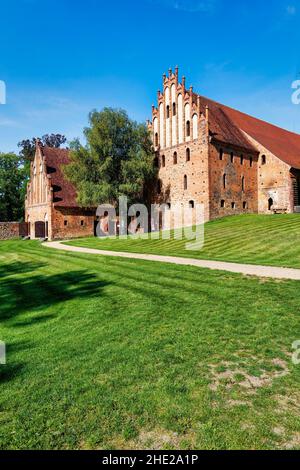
(44, 241, 300, 280)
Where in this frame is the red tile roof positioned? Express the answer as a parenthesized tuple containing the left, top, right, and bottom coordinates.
(199, 95, 300, 169)
(41, 146, 79, 207)
(198, 96, 257, 154)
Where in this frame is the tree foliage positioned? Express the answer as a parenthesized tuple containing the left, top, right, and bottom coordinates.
(64, 108, 156, 207)
(18, 134, 67, 162)
(0, 153, 26, 221)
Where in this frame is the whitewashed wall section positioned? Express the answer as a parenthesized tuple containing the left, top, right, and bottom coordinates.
(171, 84, 177, 146)
(193, 113, 198, 140)
(178, 94, 183, 144)
(159, 103, 164, 148)
(165, 87, 170, 148)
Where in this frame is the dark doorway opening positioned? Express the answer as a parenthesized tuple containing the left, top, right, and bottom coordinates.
(94, 220, 99, 237)
(268, 198, 274, 211)
(19, 222, 29, 237)
(293, 178, 300, 206)
(35, 221, 46, 238)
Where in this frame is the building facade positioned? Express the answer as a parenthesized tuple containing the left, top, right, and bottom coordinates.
(25, 143, 96, 240)
(150, 68, 300, 222)
(25, 70, 300, 240)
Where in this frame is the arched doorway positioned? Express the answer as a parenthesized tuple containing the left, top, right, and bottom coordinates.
(268, 198, 274, 211)
(35, 221, 46, 239)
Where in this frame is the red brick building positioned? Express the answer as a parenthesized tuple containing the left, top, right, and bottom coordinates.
(25, 70, 300, 240)
(25, 142, 96, 240)
(150, 68, 300, 221)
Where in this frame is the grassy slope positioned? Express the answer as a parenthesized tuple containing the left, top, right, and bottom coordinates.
(67, 214, 300, 268)
(0, 240, 300, 450)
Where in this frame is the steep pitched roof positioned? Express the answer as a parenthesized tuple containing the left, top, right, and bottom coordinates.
(41, 146, 79, 207)
(199, 95, 300, 169)
(197, 96, 257, 154)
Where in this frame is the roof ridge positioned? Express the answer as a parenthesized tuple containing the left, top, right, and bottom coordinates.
(198, 93, 300, 138)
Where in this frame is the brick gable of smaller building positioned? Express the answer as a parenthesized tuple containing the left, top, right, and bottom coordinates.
(42, 146, 79, 207)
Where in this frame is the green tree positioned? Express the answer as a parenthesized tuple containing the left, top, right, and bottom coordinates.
(64, 108, 156, 207)
(0, 153, 26, 221)
(18, 134, 67, 162)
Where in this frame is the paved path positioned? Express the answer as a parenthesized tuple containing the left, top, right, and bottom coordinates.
(44, 241, 300, 280)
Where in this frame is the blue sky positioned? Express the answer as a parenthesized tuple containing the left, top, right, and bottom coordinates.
(0, 0, 300, 152)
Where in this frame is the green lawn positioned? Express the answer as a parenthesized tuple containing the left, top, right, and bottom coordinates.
(67, 214, 300, 268)
(0, 240, 300, 450)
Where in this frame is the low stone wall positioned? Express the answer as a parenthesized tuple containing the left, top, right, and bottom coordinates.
(0, 222, 21, 240)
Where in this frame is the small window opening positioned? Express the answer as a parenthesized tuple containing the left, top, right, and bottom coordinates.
(157, 179, 162, 195)
(186, 148, 191, 162)
(221, 200, 225, 208)
(173, 152, 178, 165)
(186, 120, 191, 137)
(184, 175, 188, 190)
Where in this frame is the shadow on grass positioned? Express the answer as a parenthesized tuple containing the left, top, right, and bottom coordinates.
(0, 363, 25, 385)
(13, 314, 57, 328)
(0, 261, 46, 278)
(0, 261, 110, 322)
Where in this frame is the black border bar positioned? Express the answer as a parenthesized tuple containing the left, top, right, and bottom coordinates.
(0, 450, 299, 466)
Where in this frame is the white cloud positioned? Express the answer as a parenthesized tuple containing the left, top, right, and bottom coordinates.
(0, 118, 19, 127)
(287, 5, 296, 15)
(151, 0, 216, 13)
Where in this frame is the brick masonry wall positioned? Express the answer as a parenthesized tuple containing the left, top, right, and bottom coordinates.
(151, 70, 297, 224)
(209, 143, 259, 219)
(243, 132, 293, 213)
(156, 120, 210, 223)
(151, 69, 211, 225)
(0, 222, 20, 240)
(51, 207, 95, 240)
(25, 145, 96, 240)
